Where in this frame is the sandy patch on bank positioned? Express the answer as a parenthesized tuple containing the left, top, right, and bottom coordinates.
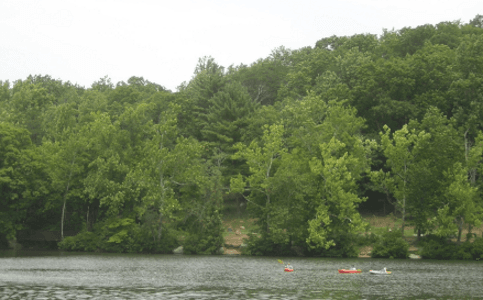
(222, 219, 256, 255)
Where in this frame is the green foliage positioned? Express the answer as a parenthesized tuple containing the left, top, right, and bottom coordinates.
(420, 235, 483, 260)
(371, 231, 409, 259)
(231, 123, 286, 234)
(431, 161, 482, 242)
(183, 209, 224, 254)
(0, 122, 51, 240)
(0, 233, 9, 249)
(469, 14, 483, 28)
(356, 232, 379, 247)
(278, 47, 336, 100)
(179, 56, 226, 140)
(296, 95, 371, 251)
(227, 49, 291, 106)
(470, 238, 483, 260)
(231, 92, 372, 255)
(58, 217, 180, 254)
(201, 81, 259, 151)
(384, 24, 437, 57)
(242, 233, 295, 256)
(308, 231, 360, 258)
(198, 81, 260, 180)
(58, 231, 99, 252)
(86, 218, 142, 253)
(378, 124, 431, 235)
(419, 235, 455, 259)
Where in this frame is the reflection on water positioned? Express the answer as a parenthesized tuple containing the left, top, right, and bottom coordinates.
(0, 250, 482, 299)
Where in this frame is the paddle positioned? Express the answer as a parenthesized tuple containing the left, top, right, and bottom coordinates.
(279, 259, 294, 270)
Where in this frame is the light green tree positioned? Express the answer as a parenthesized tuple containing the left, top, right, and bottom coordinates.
(230, 124, 286, 234)
(128, 103, 210, 248)
(379, 124, 431, 235)
(282, 93, 372, 253)
(435, 162, 481, 242)
(42, 131, 88, 240)
(306, 137, 368, 249)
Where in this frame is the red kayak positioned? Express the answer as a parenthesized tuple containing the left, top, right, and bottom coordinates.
(338, 269, 361, 274)
(284, 268, 294, 272)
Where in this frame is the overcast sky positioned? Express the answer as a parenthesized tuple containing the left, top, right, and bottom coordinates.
(1, 0, 481, 91)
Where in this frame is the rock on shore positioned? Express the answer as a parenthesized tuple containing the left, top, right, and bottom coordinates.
(173, 246, 183, 254)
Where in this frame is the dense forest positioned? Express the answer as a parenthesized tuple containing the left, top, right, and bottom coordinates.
(2, 15, 483, 258)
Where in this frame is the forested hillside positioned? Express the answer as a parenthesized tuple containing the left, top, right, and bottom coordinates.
(1, 15, 483, 256)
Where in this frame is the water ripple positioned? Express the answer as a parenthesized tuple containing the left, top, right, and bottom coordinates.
(0, 251, 482, 299)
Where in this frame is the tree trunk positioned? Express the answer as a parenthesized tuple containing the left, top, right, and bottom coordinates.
(401, 164, 407, 236)
(401, 194, 406, 236)
(266, 193, 270, 233)
(61, 197, 67, 241)
(457, 217, 464, 244)
(462, 129, 476, 243)
(86, 205, 90, 231)
(467, 223, 473, 241)
(157, 214, 163, 246)
(60, 154, 77, 241)
(156, 159, 165, 246)
(265, 157, 273, 234)
(383, 198, 386, 216)
(61, 180, 71, 241)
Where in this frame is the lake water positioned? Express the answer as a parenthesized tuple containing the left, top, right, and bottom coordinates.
(0, 250, 482, 299)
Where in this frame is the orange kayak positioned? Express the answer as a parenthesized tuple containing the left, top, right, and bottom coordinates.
(284, 268, 294, 272)
(338, 269, 361, 274)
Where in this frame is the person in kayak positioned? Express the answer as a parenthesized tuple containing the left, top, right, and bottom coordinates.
(285, 263, 293, 270)
(350, 265, 356, 270)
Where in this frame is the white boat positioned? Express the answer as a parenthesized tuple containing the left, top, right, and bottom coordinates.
(369, 268, 391, 275)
